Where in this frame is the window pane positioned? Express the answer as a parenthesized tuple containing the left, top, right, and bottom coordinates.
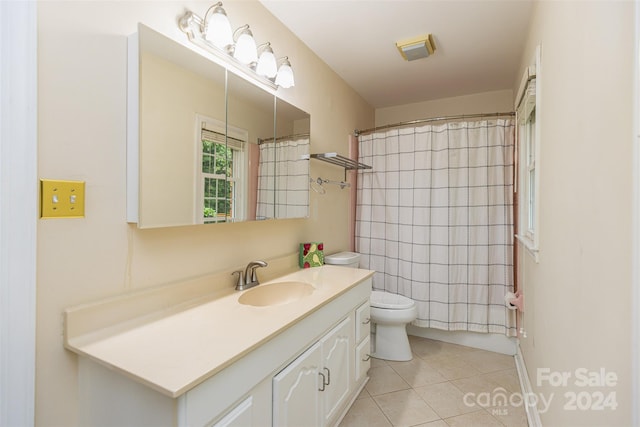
(202, 154, 208, 174)
(214, 180, 224, 197)
(226, 147, 234, 176)
(203, 196, 216, 223)
(527, 109, 536, 166)
(217, 199, 227, 215)
(214, 143, 227, 175)
(204, 177, 213, 197)
(528, 169, 535, 231)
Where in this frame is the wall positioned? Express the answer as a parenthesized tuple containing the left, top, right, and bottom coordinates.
(36, 1, 373, 425)
(515, 1, 634, 425)
(375, 89, 513, 127)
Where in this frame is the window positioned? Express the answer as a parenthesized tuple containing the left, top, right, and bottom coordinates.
(516, 48, 540, 257)
(198, 116, 246, 224)
(525, 104, 536, 237)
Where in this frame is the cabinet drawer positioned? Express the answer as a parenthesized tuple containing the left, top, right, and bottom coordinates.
(355, 336, 371, 383)
(355, 301, 371, 343)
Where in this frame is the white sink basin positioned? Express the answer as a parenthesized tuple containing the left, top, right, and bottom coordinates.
(238, 281, 315, 307)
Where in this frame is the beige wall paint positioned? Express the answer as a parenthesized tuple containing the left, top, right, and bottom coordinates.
(515, 1, 634, 425)
(375, 89, 513, 127)
(36, 1, 373, 425)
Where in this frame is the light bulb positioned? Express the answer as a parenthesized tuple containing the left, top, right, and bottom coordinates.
(233, 26, 258, 64)
(204, 4, 233, 49)
(256, 44, 277, 78)
(275, 58, 295, 88)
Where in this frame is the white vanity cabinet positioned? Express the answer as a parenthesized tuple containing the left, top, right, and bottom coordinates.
(273, 316, 352, 427)
(72, 274, 373, 427)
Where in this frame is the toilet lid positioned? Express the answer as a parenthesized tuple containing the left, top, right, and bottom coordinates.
(370, 291, 415, 309)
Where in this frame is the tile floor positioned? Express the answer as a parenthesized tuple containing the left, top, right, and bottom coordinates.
(340, 336, 528, 427)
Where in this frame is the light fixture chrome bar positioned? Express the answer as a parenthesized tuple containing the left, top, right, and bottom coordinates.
(178, 10, 278, 91)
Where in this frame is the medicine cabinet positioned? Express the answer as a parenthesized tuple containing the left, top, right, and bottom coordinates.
(127, 24, 310, 228)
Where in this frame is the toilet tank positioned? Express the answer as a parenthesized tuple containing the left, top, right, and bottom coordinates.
(324, 251, 360, 269)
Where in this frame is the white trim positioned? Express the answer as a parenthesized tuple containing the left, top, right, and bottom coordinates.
(632, 1, 640, 424)
(515, 45, 541, 261)
(0, 1, 38, 426)
(515, 64, 536, 110)
(515, 344, 542, 427)
(532, 45, 542, 254)
(515, 234, 540, 263)
(126, 31, 140, 223)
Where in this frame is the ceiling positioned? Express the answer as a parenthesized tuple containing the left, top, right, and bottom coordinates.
(260, 0, 534, 109)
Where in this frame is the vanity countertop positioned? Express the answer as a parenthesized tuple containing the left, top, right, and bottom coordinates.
(64, 265, 374, 398)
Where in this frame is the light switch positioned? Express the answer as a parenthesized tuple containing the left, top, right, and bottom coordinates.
(40, 179, 85, 219)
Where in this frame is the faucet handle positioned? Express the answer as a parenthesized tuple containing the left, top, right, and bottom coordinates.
(231, 270, 244, 290)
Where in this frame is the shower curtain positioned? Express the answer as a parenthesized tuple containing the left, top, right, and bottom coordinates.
(256, 137, 309, 219)
(356, 119, 516, 335)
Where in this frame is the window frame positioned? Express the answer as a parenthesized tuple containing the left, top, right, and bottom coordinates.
(196, 115, 248, 224)
(515, 46, 541, 261)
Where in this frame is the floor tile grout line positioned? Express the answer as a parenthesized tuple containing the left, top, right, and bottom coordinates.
(347, 337, 527, 427)
(368, 394, 396, 427)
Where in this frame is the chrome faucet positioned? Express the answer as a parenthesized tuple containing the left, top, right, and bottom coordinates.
(232, 260, 268, 291)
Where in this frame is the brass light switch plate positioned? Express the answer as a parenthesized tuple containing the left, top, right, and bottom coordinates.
(40, 179, 85, 219)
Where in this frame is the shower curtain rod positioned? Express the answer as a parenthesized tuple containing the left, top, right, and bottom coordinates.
(257, 132, 310, 145)
(354, 111, 515, 137)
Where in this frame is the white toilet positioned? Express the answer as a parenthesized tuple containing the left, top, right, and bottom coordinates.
(324, 252, 418, 362)
(369, 290, 417, 361)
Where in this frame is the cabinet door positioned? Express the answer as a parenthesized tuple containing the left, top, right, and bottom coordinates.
(273, 342, 322, 427)
(320, 317, 352, 425)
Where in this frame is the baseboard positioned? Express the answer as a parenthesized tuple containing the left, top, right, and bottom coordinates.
(514, 344, 542, 427)
(407, 325, 517, 355)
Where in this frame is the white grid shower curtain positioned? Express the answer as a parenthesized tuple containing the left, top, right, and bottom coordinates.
(256, 137, 309, 219)
(356, 119, 516, 335)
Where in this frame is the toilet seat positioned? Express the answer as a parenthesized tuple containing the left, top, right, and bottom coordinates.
(370, 291, 415, 310)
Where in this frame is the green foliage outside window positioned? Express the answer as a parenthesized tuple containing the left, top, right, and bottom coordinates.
(202, 139, 234, 223)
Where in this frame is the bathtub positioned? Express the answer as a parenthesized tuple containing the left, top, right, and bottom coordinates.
(406, 305, 518, 356)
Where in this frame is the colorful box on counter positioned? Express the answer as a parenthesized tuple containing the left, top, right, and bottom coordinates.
(299, 242, 324, 268)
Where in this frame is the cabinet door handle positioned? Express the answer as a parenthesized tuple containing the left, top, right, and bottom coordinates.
(318, 372, 326, 391)
(362, 318, 371, 325)
(362, 354, 371, 362)
(323, 367, 330, 386)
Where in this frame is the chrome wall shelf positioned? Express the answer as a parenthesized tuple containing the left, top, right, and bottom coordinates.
(310, 153, 372, 172)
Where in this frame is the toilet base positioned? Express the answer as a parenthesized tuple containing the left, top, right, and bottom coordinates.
(372, 324, 413, 361)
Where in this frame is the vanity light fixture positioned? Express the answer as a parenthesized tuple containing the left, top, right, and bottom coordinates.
(203, 2, 233, 49)
(232, 25, 258, 64)
(178, 5, 295, 90)
(256, 43, 278, 78)
(275, 57, 295, 88)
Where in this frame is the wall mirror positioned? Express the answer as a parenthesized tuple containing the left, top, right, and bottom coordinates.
(127, 24, 310, 228)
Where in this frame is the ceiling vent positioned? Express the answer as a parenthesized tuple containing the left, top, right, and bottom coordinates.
(396, 34, 436, 61)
